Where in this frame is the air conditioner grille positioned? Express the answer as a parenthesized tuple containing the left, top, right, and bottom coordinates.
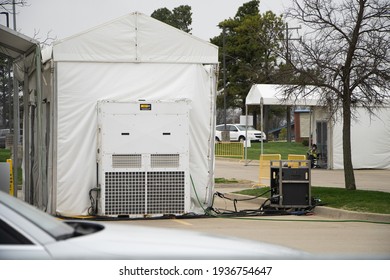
(147, 171, 185, 214)
(112, 154, 142, 168)
(151, 154, 180, 168)
(104, 172, 145, 215)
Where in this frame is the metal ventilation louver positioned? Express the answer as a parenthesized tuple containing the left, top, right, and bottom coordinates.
(151, 154, 180, 168)
(112, 154, 142, 168)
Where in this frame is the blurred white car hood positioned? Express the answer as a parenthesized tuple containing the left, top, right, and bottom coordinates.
(45, 222, 309, 259)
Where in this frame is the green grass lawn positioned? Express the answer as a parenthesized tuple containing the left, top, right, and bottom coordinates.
(0, 148, 11, 162)
(0, 148, 22, 186)
(237, 187, 390, 215)
(215, 178, 239, 184)
(246, 141, 308, 160)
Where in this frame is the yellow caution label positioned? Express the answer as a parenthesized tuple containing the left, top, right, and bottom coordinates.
(140, 104, 152, 111)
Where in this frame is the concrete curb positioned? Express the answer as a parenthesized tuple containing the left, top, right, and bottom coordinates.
(314, 206, 390, 223)
(219, 192, 390, 223)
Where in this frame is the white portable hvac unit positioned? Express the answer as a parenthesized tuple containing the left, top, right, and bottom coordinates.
(97, 100, 190, 218)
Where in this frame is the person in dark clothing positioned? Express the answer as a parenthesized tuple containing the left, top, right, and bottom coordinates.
(307, 144, 319, 168)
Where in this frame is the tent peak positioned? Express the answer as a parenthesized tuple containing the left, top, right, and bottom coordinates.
(52, 12, 218, 64)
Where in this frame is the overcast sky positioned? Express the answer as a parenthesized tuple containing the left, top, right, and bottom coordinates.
(2, 0, 291, 42)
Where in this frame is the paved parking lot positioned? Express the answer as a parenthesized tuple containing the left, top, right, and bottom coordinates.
(115, 214, 390, 257)
(111, 159, 390, 258)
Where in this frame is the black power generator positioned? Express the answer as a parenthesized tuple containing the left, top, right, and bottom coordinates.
(270, 160, 311, 208)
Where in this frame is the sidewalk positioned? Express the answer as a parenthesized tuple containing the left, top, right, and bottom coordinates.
(215, 158, 390, 193)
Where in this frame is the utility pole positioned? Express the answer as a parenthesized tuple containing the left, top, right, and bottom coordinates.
(285, 23, 301, 64)
(223, 27, 227, 129)
(221, 26, 230, 141)
(284, 23, 301, 142)
(12, 0, 16, 30)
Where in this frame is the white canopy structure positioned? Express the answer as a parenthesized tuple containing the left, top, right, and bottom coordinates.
(0, 25, 42, 200)
(244, 84, 323, 161)
(245, 84, 390, 170)
(246, 84, 321, 106)
(26, 12, 219, 217)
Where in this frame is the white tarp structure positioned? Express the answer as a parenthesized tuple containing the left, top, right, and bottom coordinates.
(30, 12, 218, 217)
(246, 84, 321, 106)
(332, 107, 390, 169)
(0, 25, 42, 202)
(245, 84, 390, 170)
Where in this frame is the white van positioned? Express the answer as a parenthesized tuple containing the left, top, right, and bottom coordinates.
(215, 124, 266, 142)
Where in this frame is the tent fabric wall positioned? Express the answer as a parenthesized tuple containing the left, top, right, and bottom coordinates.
(47, 12, 218, 216)
(54, 63, 216, 216)
(331, 107, 390, 169)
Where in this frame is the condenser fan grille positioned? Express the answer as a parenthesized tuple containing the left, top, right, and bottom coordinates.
(147, 171, 185, 214)
(104, 171, 185, 216)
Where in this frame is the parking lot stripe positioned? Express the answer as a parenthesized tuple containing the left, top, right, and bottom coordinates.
(173, 219, 193, 226)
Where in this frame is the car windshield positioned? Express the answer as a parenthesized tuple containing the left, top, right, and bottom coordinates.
(236, 125, 257, 131)
(0, 192, 74, 240)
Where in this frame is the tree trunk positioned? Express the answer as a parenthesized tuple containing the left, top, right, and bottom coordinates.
(342, 91, 356, 190)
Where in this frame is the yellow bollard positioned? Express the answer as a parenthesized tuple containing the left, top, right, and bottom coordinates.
(287, 154, 308, 168)
(7, 159, 14, 196)
(253, 154, 281, 187)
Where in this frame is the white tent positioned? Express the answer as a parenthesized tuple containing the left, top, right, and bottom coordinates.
(0, 25, 41, 202)
(28, 12, 218, 217)
(246, 84, 321, 106)
(332, 107, 390, 169)
(244, 84, 322, 160)
(245, 84, 390, 170)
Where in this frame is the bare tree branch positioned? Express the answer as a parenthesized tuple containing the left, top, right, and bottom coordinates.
(283, 0, 390, 190)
